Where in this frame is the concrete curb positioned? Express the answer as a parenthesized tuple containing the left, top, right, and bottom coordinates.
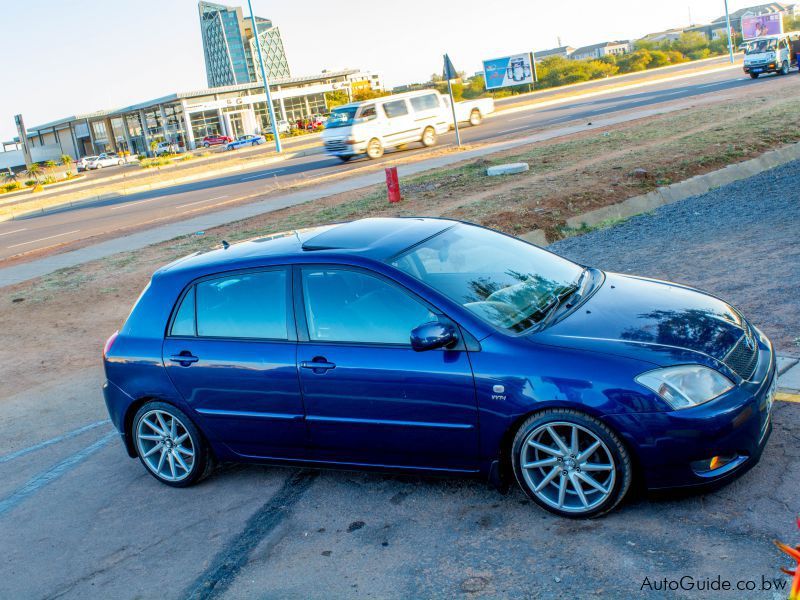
(562, 141, 800, 230)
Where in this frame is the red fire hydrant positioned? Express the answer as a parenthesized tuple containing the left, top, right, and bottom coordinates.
(385, 166, 401, 203)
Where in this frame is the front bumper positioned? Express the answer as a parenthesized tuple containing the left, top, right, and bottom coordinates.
(744, 63, 777, 74)
(605, 342, 776, 490)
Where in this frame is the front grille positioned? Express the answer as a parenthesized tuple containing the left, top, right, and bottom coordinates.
(724, 327, 759, 381)
(324, 140, 348, 152)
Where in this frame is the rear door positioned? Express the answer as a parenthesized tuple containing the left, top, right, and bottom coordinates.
(295, 265, 479, 471)
(162, 267, 308, 459)
(409, 93, 448, 134)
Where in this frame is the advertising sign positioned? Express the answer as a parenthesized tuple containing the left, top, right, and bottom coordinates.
(741, 13, 783, 40)
(483, 53, 534, 90)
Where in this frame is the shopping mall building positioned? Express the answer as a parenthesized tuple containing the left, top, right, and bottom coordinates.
(1, 2, 383, 169)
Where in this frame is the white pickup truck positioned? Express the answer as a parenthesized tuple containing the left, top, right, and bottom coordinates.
(322, 90, 495, 161)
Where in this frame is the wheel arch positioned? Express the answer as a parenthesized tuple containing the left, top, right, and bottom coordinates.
(123, 395, 206, 459)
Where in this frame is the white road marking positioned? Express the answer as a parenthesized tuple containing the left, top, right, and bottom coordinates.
(0, 420, 110, 464)
(174, 197, 225, 209)
(240, 169, 284, 181)
(8, 229, 80, 248)
(110, 197, 161, 211)
(0, 228, 27, 237)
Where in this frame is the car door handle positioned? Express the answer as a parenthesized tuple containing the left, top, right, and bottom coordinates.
(169, 353, 199, 365)
(300, 359, 336, 372)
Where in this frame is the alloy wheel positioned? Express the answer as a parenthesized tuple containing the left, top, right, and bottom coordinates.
(519, 421, 616, 514)
(135, 409, 195, 482)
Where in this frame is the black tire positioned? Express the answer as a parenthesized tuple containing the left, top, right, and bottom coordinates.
(511, 409, 632, 518)
(469, 109, 482, 126)
(421, 126, 437, 147)
(366, 138, 384, 159)
(132, 401, 214, 488)
(780, 61, 789, 76)
(203, 142, 210, 148)
(337, 155, 353, 162)
(750, 72, 760, 79)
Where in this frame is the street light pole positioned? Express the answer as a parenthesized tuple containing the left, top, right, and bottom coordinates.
(724, 0, 735, 64)
(247, 0, 282, 153)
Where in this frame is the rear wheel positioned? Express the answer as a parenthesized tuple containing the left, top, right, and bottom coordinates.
(421, 126, 437, 147)
(511, 409, 632, 518)
(750, 72, 760, 79)
(203, 142, 210, 148)
(469, 109, 482, 126)
(133, 401, 213, 487)
(366, 138, 384, 159)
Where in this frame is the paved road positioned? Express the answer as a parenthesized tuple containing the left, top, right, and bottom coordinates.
(1, 164, 799, 598)
(0, 61, 777, 262)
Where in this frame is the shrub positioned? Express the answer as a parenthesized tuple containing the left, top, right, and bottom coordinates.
(42, 176, 56, 185)
(3, 182, 21, 192)
(24, 179, 37, 187)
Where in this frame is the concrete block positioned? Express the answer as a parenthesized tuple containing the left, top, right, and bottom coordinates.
(487, 163, 529, 176)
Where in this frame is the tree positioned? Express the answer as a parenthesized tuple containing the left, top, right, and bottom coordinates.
(60, 154, 72, 168)
(673, 31, 709, 56)
(324, 90, 350, 109)
(616, 49, 653, 72)
(352, 89, 389, 102)
(648, 50, 671, 68)
(25, 163, 42, 183)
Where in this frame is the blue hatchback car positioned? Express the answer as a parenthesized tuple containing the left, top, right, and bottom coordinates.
(102, 218, 776, 517)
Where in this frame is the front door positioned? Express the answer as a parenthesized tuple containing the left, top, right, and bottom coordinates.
(163, 268, 307, 459)
(296, 266, 479, 471)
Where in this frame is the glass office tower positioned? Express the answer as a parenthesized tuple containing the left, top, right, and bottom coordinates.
(198, 2, 290, 88)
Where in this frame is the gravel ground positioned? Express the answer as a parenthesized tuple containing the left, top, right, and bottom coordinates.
(550, 158, 800, 357)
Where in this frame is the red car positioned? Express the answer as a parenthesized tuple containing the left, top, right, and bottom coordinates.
(201, 134, 233, 148)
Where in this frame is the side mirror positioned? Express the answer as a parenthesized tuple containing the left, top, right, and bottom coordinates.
(410, 321, 458, 352)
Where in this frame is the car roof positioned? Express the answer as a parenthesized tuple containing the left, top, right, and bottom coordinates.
(156, 218, 454, 279)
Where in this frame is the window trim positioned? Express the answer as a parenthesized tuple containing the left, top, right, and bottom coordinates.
(165, 266, 296, 342)
(292, 264, 467, 349)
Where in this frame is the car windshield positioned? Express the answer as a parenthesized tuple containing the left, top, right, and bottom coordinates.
(390, 224, 584, 333)
(326, 106, 359, 128)
(746, 39, 777, 53)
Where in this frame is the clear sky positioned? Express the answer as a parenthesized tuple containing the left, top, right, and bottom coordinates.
(0, 0, 759, 141)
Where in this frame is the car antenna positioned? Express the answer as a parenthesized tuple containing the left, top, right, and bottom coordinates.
(221, 240, 230, 250)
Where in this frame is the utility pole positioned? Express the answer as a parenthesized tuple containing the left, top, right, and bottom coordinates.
(247, 0, 282, 153)
(724, 0, 735, 64)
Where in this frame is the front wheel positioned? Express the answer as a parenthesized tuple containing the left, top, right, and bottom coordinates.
(203, 142, 210, 148)
(750, 72, 760, 79)
(511, 409, 632, 518)
(133, 401, 214, 487)
(780, 61, 789, 76)
(366, 138, 384, 159)
(421, 126, 437, 147)
(469, 109, 482, 126)
(337, 155, 353, 162)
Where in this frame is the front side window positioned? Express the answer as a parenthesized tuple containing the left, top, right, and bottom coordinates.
(302, 269, 435, 344)
(170, 270, 288, 339)
(390, 225, 583, 333)
(383, 100, 409, 119)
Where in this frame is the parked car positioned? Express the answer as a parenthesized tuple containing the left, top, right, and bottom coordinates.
(76, 156, 99, 172)
(102, 218, 775, 517)
(201, 134, 233, 148)
(86, 153, 125, 170)
(225, 134, 266, 150)
(154, 141, 184, 156)
(276, 120, 291, 135)
(322, 90, 494, 161)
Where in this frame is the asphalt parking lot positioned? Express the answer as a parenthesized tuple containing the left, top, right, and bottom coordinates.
(1, 162, 799, 599)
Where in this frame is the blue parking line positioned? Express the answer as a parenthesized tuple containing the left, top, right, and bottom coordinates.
(0, 420, 110, 465)
(0, 431, 116, 518)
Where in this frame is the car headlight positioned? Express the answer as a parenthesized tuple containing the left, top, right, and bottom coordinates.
(635, 365, 733, 410)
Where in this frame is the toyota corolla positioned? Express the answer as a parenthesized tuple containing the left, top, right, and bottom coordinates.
(102, 218, 776, 517)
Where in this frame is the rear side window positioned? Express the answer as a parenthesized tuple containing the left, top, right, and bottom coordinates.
(410, 94, 440, 112)
(170, 270, 288, 339)
(383, 100, 409, 119)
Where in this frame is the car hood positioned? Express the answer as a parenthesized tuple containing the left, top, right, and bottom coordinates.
(531, 272, 747, 367)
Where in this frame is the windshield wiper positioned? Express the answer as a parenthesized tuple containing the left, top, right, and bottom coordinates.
(535, 269, 588, 329)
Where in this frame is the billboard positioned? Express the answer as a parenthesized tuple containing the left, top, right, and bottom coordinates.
(483, 53, 534, 90)
(741, 13, 783, 40)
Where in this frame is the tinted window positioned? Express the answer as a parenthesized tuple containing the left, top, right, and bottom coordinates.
(383, 100, 409, 119)
(390, 225, 583, 333)
(171, 287, 196, 336)
(302, 269, 435, 344)
(195, 270, 288, 339)
(410, 94, 440, 112)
